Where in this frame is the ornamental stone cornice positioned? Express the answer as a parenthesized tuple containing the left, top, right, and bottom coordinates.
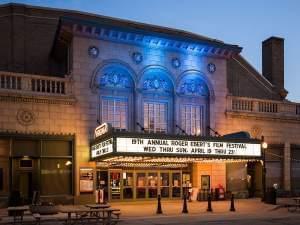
(0, 93, 77, 105)
(0, 130, 75, 139)
(56, 17, 242, 59)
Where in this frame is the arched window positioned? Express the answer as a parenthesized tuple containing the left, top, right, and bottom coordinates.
(176, 73, 210, 136)
(137, 67, 174, 133)
(93, 62, 135, 131)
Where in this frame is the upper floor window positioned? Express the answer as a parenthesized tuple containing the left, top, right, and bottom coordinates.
(181, 104, 205, 136)
(177, 72, 210, 136)
(94, 62, 135, 130)
(144, 102, 167, 133)
(101, 97, 128, 130)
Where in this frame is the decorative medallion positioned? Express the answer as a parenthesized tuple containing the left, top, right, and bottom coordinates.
(250, 125, 262, 139)
(132, 52, 143, 64)
(17, 109, 35, 126)
(88, 46, 99, 58)
(207, 62, 216, 74)
(171, 58, 181, 68)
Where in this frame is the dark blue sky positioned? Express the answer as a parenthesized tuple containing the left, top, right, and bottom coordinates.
(4, 0, 300, 101)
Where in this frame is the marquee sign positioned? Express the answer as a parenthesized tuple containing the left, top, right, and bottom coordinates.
(91, 138, 113, 158)
(90, 136, 262, 159)
(94, 123, 111, 138)
(116, 138, 261, 157)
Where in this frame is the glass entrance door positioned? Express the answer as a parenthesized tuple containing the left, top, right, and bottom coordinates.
(96, 170, 108, 202)
(160, 172, 169, 198)
(105, 169, 186, 201)
(109, 171, 121, 200)
(136, 172, 146, 198)
(172, 172, 181, 198)
(123, 171, 133, 199)
(148, 172, 158, 198)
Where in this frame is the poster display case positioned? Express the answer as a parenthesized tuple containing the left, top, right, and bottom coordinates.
(79, 168, 94, 193)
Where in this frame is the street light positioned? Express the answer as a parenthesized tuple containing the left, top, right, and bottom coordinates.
(261, 136, 268, 202)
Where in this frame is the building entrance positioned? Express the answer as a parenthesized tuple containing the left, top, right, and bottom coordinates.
(19, 171, 33, 203)
(96, 168, 190, 201)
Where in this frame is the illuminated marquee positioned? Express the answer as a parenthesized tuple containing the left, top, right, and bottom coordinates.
(94, 123, 111, 138)
(91, 138, 113, 158)
(116, 137, 261, 157)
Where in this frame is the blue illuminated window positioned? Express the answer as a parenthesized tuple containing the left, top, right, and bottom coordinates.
(180, 104, 205, 136)
(101, 97, 128, 130)
(144, 102, 167, 133)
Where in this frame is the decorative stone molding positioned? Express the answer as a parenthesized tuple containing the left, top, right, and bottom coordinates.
(59, 18, 242, 59)
(17, 109, 35, 126)
(91, 60, 137, 94)
(100, 70, 134, 89)
(226, 111, 300, 123)
(177, 78, 209, 97)
(0, 94, 76, 105)
(250, 125, 262, 139)
(176, 70, 215, 102)
(143, 77, 170, 92)
(139, 66, 174, 93)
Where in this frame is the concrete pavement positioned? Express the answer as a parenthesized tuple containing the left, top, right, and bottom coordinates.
(0, 198, 299, 224)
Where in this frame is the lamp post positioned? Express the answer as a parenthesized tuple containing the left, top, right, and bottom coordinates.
(261, 136, 268, 202)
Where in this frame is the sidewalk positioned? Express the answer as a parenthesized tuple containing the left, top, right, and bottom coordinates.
(0, 198, 299, 224)
(110, 198, 280, 217)
(109, 198, 300, 224)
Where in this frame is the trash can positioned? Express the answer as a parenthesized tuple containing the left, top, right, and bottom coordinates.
(8, 190, 22, 207)
(215, 188, 220, 201)
(265, 187, 277, 205)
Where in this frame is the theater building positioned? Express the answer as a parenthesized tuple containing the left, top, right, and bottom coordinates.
(0, 3, 300, 204)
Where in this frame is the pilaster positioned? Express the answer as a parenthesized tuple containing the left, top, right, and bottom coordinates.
(284, 142, 291, 191)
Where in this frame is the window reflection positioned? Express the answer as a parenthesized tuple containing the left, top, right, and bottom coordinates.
(181, 104, 205, 136)
(144, 102, 167, 133)
(102, 98, 128, 130)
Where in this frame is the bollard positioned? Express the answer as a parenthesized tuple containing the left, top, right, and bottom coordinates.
(182, 193, 188, 213)
(207, 193, 213, 212)
(156, 194, 163, 214)
(230, 193, 236, 212)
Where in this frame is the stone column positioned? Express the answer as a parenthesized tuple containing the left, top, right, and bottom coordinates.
(283, 142, 291, 191)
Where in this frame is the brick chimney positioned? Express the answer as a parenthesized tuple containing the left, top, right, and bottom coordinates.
(262, 37, 287, 98)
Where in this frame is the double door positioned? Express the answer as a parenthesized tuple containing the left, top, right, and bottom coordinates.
(98, 169, 188, 201)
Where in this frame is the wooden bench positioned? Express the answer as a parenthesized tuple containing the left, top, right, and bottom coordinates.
(0, 215, 38, 225)
(59, 208, 121, 225)
(287, 203, 300, 212)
